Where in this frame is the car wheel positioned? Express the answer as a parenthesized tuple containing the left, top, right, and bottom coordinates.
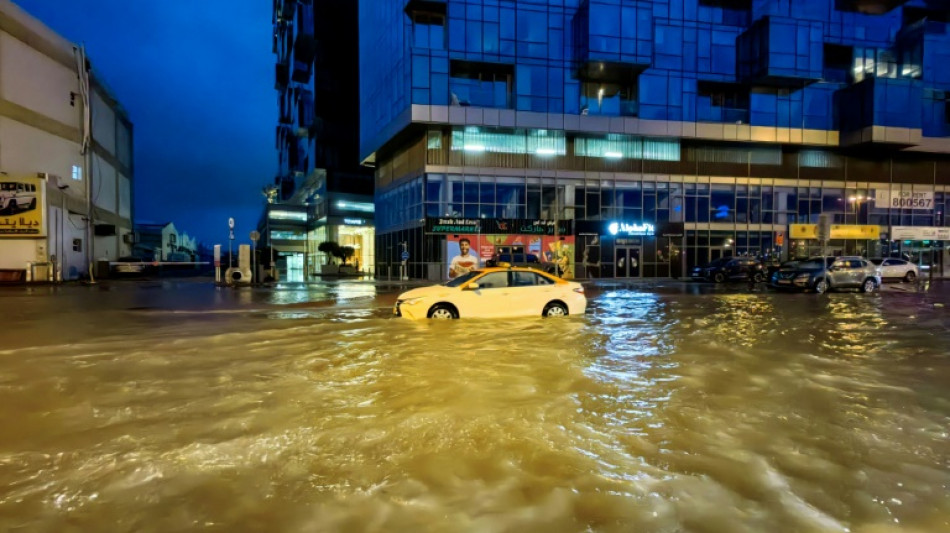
(753, 272, 765, 283)
(814, 278, 828, 294)
(427, 304, 458, 320)
(904, 271, 916, 283)
(713, 272, 726, 283)
(861, 278, 876, 293)
(543, 302, 568, 317)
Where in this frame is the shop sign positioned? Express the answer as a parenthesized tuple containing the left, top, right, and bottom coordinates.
(608, 221, 655, 237)
(343, 218, 365, 226)
(790, 224, 881, 240)
(425, 217, 570, 235)
(877, 190, 934, 210)
(890, 226, 950, 241)
(490, 219, 571, 236)
(426, 217, 482, 234)
(0, 175, 44, 237)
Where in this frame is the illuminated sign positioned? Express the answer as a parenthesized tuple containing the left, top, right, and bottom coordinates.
(0, 176, 45, 237)
(877, 190, 933, 210)
(343, 218, 365, 226)
(336, 201, 375, 213)
(268, 210, 307, 221)
(890, 226, 950, 241)
(608, 222, 655, 237)
(790, 224, 881, 240)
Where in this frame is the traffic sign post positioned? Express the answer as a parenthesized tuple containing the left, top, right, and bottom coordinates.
(228, 217, 235, 269)
(401, 250, 410, 261)
(250, 230, 260, 283)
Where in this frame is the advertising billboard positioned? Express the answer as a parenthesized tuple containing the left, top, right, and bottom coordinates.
(446, 234, 576, 279)
(0, 176, 44, 237)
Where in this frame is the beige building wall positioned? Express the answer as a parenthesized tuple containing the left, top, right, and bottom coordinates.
(0, 0, 133, 279)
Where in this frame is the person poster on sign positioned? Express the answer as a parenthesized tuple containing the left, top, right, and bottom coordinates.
(447, 237, 480, 278)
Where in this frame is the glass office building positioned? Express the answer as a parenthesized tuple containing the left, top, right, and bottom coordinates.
(268, 0, 376, 279)
(360, 0, 950, 279)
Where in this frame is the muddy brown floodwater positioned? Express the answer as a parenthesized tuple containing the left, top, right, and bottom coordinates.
(0, 280, 948, 532)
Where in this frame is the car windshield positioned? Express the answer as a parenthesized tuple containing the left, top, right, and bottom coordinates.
(706, 258, 728, 267)
(443, 270, 482, 287)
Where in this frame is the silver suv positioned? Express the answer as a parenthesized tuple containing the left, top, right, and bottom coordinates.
(770, 256, 882, 294)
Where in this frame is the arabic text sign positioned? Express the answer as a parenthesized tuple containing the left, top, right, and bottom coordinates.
(877, 190, 934, 210)
(0, 176, 44, 238)
(789, 224, 881, 240)
(890, 226, 950, 241)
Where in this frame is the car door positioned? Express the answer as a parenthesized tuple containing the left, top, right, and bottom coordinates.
(509, 271, 556, 316)
(830, 259, 852, 287)
(452, 271, 511, 318)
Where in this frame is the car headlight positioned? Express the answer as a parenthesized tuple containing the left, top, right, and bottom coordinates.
(795, 273, 810, 280)
(398, 297, 423, 306)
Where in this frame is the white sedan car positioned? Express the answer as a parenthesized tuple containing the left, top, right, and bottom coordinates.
(394, 266, 587, 320)
(870, 258, 919, 282)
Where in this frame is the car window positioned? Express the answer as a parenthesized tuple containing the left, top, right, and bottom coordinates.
(444, 270, 481, 287)
(511, 271, 553, 286)
(475, 272, 509, 289)
(833, 260, 850, 269)
(849, 260, 864, 268)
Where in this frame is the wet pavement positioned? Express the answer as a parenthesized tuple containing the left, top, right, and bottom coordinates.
(0, 279, 948, 532)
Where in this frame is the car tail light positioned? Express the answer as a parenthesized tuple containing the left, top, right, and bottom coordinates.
(573, 286, 585, 294)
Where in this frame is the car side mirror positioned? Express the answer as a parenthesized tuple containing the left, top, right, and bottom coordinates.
(464, 282, 480, 290)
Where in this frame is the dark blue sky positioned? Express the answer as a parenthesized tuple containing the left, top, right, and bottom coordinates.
(15, 0, 276, 246)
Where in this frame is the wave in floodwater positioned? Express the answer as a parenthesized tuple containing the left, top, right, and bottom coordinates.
(0, 287, 948, 532)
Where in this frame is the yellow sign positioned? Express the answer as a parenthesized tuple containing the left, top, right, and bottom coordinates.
(789, 224, 880, 240)
(0, 176, 45, 237)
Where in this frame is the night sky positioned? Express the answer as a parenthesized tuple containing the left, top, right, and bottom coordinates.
(13, 0, 276, 246)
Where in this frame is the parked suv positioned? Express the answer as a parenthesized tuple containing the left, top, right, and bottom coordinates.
(691, 257, 768, 283)
(0, 182, 37, 214)
(770, 256, 881, 294)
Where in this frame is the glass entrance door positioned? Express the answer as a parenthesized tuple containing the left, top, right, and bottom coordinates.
(614, 246, 641, 278)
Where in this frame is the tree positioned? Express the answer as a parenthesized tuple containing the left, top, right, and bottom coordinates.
(317, 241, 341, 264)
(340, 246, 355, 265)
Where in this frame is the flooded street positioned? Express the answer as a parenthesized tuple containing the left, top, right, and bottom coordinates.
(1, 281, 949, 532)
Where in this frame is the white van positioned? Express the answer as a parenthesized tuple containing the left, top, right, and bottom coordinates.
(0, 182, 37, 214)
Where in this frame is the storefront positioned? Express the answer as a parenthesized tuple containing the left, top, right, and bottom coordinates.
(424, 217, 574, 280)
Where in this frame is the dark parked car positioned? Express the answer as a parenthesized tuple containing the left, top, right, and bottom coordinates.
(765, 259, 801, 279)
(770, 256, 881, 294)
(691, 257, 768, 283)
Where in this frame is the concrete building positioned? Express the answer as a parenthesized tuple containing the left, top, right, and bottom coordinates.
(133, 222, 198, 262)
(360, 0, 950, 280)
(266, 0, 375, 281)
(0, 0, 133, 281)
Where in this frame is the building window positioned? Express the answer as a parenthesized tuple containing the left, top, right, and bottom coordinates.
(449, 60, 513, 109)
(823, 44, 853, 83)
(71, 165, 82, 181)
(852, 47, 897, 82)
(411, 12, 445, 49)
(697, 82, 749, 123)
(577, 62, 639, 117)
(72, 238, 82, 252)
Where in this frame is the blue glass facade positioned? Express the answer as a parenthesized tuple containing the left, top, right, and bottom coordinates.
(360, 0, 950, 279)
